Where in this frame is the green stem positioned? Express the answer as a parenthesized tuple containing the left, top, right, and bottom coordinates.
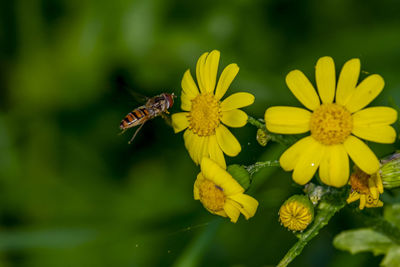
(277, 193, 347, 267)
(247, 116, 297, 147)
(244, 160, 280, 176)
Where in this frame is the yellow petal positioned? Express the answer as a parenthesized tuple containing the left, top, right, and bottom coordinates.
(208, 135, 226, 168)
(285, 70, 320, 111)
(221, 109, 248, 128)
(184, 131, 207, 165)
(194, 173, 205, 200)
(352, 107, 398, 126)
(319, 152, 330, 186)
(292, 139, 325, 185)
(200, 157, 243, 195)
(228, 194, 258, 219)
(368, 200, 383, 208)
(220, 92, 255, 111)
(375, 173, 384, 193)
(329, 145, 349, 188)
(343, 135, 380, 174)
(280, 136, 315, 171)
(181, 69, 199, 101)
(359, 194, 366, 210)
(214, 210, 228, 217)
(352, 125, 396, 144)
(215, 63, 239, 100)
(196, 52, 208, 94)
(206, 208, 227, 218)
(318, 145, 349, 187)
(181, 70, 199, 111)
(203, 50, 220, 93)
(265, 106, 311, 134)
(194, 185, 199, 200)
(345, 74, 385, 113)
(183, 130, 197, 163)
(181, 94, 192, 111)
(223, 200, 240, 223)
(215, 125, 241, 157)
(336, 58, 360, 106)
(200, 136, 210, 163)
(171, 112, 189, 133)
(368, 178, 378, 199)
(193, 135, 207, 164)
(315, 56, 335, 104)
(347, 191, 360, 203)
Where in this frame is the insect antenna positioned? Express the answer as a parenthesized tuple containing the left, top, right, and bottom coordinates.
(128, 122, 146, 144)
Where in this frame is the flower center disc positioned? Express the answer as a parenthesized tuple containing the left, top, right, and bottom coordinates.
(310, 103, 353, 145)
(198, 179, 225, 212)
(188, 93, 221, 136)
(279, 202, 312, 231)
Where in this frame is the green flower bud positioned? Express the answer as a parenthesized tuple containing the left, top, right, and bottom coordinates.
(279, 195, 314, 232)
(256, 129, 269, 147)
(381, 153, 400, 189)
(227, 164, 251, 190)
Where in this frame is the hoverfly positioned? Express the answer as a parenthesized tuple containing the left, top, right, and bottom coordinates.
(120, 93, 176, 144)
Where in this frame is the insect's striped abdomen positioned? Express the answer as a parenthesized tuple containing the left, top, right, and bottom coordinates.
(120, 106, 150, 130)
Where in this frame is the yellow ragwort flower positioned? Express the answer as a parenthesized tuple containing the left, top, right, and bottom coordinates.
(194, 157, 258, 223)
(265, 57, 398, 187)
(347, 166, 384, 210)
(172, 50, 255, 168)
(279, 195, 314, 232)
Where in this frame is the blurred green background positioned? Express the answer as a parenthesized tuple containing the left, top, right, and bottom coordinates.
(1, 0, 400, 266)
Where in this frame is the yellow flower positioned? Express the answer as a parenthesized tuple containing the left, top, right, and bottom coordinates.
(172, 50, 255, 168)
(347, 166, 384, 210)
(194, 157, 258, 223)
(265, 57, 397, 187)
(279, 195, 314, 232)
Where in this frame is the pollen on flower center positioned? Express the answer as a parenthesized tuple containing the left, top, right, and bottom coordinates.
(188, 93, 221, 136)
(198, 179, 225, 212)
(310, 103, 353, 145)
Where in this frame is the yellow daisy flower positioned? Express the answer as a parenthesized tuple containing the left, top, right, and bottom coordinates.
(347, 166, 384, 210)
(194, 157, 258, 223)
(265, 57, 397, 187)
(172, 50, 255, 168)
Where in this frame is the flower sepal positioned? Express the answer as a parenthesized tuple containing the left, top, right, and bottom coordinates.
(279, 194, 314, 232)
(380, 152, 400, 189)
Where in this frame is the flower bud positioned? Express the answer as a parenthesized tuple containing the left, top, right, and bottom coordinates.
(279, 194, 314, 232)
(380, 153, 400, 189)
(227, 164, 251, 190)
(256, 129, 269, 147)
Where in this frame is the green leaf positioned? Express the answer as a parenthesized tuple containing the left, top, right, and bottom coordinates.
(384, 204, 400, 228)
(227, 164, 251, 190)
(382, 246, 400, 267)
(333, 228, 394, 256)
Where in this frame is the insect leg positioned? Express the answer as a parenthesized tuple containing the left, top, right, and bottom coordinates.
(128, 122, 146, 144)
(161, 113, 172, 127)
